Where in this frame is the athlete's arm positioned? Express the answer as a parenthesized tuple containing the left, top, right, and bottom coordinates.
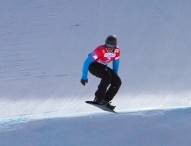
(81, 55, 94, 80)
(112, 59, 120, 74)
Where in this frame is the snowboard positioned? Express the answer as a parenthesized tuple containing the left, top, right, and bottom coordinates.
(86, 101, 117, 113)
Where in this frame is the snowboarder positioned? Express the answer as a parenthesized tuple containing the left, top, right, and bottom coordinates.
(81, 35, 122, 106)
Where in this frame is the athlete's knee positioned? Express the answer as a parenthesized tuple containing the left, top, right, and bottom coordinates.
(115, 76, 122, 89)
(118, 77, 122, 87)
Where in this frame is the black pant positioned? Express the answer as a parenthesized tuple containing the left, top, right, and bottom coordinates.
(88, 62, 122, 102)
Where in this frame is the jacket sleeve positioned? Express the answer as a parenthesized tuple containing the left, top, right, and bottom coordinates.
(112, 59, 120, 74)
(81, 55, 94, 80)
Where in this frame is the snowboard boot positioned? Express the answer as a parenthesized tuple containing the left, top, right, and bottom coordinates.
(104, 101, 116, 110)
(93, 97, 107, 105)
(93, 97, 116, 110)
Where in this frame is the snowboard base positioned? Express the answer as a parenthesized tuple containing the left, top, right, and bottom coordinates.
(86, 101, 117, 113)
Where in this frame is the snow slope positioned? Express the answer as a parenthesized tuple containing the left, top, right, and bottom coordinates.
(0, 0, 191, 119)
(0, 0, 191, 145)
(0, 108, 191, 146)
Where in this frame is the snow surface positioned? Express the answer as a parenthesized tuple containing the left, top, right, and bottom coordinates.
(0, 0, 191, 145)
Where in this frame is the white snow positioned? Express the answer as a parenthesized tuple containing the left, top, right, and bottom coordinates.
(0, 0, 191, 145)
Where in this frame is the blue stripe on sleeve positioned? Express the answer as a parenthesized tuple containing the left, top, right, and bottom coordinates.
(112, 59, 120, 74)
(81, 55, 94, 80)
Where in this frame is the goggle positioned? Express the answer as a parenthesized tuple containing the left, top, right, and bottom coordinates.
(106, 44, 116, 49)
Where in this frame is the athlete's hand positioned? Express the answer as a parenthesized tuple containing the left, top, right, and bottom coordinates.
(81, 79, 88, 86)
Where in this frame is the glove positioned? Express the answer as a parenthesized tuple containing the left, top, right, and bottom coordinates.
(81, 79, 88, 86)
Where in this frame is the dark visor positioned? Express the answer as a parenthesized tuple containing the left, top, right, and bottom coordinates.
(106, 44, 115, 49)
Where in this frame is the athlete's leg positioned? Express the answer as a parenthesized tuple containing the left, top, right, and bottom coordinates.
(89, 62, 112, 101)
(104, 67, 122, 102)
